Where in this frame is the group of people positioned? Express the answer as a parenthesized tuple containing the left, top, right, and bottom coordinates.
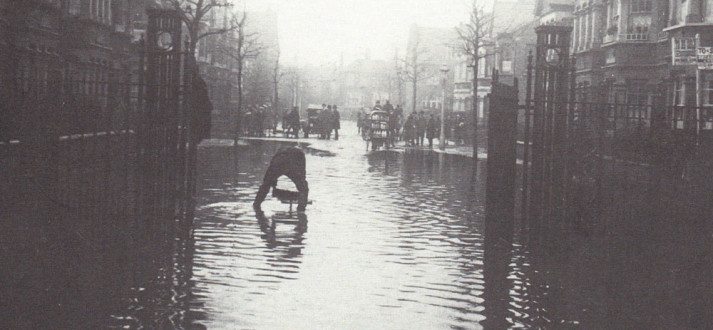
(403, 111, 440, 148)
(358, 99, 470, 149)
(243, 105, 279, 137)
(282, 107, 301, 138)
(313, 104, 341, 140)
(279, 104, 340, 140)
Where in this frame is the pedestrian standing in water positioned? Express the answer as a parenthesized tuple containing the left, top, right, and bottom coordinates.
(416, 111, 427, 146)
(321, 105, 333, 139)
(426, 114, 437, 148)
(388, 108, 399, 147)
(289, 106, 300, 138)
(403, 112, 416, 146)
(332, 105, 340, 140)
(357, 111, 363, 134)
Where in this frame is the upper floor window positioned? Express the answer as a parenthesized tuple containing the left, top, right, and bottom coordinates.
(630, 0, 652, 13)
(675, 37, 696, 50)
(629, 25, 649, 34)
(68, 0, 80, 16)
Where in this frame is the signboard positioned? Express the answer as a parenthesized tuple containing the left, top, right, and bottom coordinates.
(672, 37, 697, 66)
(697, 47, 713, 70)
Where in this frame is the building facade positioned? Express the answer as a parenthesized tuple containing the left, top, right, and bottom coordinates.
(0, 0, 139, 140)
(572, 0, 713, 105)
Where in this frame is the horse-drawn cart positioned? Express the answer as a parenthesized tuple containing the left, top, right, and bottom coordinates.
(362, 110, 391, 151)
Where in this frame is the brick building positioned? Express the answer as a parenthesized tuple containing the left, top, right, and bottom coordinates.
(571, 0, 713, 105)
(0, 0, 140, 139)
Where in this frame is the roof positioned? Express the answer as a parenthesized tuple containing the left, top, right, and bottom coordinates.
(534, 0, 576, 16)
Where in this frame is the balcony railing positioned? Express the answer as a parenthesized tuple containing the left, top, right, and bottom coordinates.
(621, 33, 649, 42)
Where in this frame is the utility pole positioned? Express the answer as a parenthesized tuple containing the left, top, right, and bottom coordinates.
(695, 33, 702, 145)
(439, 64, 450, 150)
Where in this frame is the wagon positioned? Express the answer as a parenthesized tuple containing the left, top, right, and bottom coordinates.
(362, 110, 391, 151)
(301, 104, 322, 138)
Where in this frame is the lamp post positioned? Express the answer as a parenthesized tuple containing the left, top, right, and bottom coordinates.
(439, 64, 449, 150)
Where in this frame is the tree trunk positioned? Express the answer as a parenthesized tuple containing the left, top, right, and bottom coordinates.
(235, 62, 243, 143)
(472, 55, 479, 161)
(188, 26, 199, 60)
(411, 75, 418, 114)
(233, 33, 245, 144)
(273, 57, 279, 118)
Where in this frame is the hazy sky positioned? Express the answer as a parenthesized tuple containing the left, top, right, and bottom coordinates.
(242, 0, 484, 66)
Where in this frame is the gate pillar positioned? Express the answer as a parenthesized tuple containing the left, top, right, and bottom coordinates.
(529, 25, 573, 236)
(485, 80, 519, 239)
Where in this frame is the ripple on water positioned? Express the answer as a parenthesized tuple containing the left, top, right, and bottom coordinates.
(183, 133, 520, 329)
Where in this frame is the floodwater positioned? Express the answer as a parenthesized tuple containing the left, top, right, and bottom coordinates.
(4, 125, 712, 329)
(191, 134, 489, 329)
(182, 125, 712, 329)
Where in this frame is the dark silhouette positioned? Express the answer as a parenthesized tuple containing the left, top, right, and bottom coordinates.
(253, 147, 309, 212)
(426, 114, 437, 148)
(332, 105, 340, 140)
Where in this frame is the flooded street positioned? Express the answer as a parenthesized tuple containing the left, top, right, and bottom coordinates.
(182, 124, 713, 329)
(3, 124, 711, 329)
(192, 126, 491, 329)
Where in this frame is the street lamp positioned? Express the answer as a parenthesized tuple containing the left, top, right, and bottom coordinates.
(439, 64, 449, 150)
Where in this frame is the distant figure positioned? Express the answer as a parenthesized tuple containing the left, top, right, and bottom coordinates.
(319, 105, 333, 139)
(383, 100, 394, 113)
(373, 100, 382, 112)
(388, 108, 400, 147)
(357, 111, 364, 134)
(426, 114, 437, 148)
(253, 147, 309, 212)
(287, 107, 300, 138)
(416, 111, 427, 146)
(403, 112, 416, 146)
(332, 105, 340, 140)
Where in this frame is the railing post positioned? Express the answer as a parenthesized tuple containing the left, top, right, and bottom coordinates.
(521, 51, 534, 223)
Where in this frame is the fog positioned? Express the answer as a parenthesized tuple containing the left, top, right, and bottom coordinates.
(243, 0, 478, 65)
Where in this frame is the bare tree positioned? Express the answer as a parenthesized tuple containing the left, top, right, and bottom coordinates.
(272, 48, 286, 118)
(162, 0, 237, 57)
(218, 12, 265, 142)
(455, 0, 496, 160)
(393, 50, 405, 106)
(401, 30, 435, 114)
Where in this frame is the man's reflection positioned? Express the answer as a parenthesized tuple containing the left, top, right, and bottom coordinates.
(255, 210, 307, 259)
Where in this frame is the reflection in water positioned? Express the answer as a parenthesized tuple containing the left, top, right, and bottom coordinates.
(255, 210, 308, 259)
(4, 126, 712, 328)
(161, 135, 713, 328)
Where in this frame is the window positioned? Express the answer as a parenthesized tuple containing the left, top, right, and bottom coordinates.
(605, 48, 616, 64)
(674, 79, 685, 106)
(704, 80, 713, 106)
(630, 25, 649, 34)
(676, 37, 696, 50)
(630, 0, 652, 13)
(626, 80, 648, 104)
(68, 0, 80, 16)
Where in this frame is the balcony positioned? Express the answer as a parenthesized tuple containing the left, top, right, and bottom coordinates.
(620, 33, 649, 42)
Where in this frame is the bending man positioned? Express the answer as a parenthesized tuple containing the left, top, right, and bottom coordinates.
(253, 147, 309, 212)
